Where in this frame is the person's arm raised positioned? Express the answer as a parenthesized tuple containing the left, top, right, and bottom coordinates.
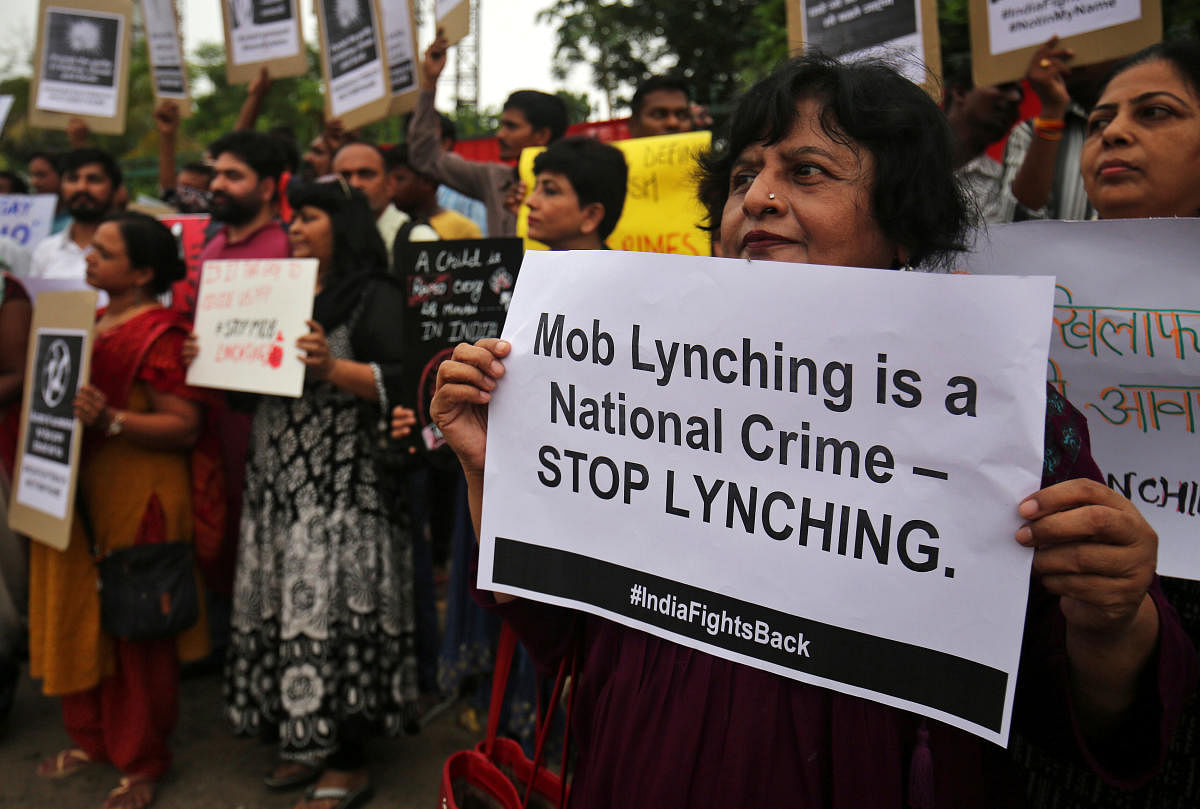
(1010, 37, 1075, 213)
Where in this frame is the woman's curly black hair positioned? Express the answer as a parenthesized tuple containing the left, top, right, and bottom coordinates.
(286, 176, 388, 280)
(697, 54, 972, 269)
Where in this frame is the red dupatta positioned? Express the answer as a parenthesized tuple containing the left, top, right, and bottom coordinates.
(92, 306, 228, 590)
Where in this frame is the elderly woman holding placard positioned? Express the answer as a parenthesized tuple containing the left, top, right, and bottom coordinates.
(429, 55, 1195, 808)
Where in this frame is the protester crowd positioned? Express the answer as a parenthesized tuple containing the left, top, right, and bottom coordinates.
(0, 23, 1197, 809)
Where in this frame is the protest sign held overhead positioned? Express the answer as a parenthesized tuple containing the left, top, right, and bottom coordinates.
(30, 0, 132, 135)
(187, 258, 318, 398)
(962, 219, 1200, 581)
(141, 0, 190, 110)
(379, 0, 421, 115)
(395, 237, 523, 451)
(436, 0, 470, 47)
(222, 0, 308, 83)
(479, 249, 1055, 745)
(315, 0, 391, 129)
(9, 290, 98, 551)
(0, 195, 59, 252)
(518, 131, 712, 257)
(968, 0, 1162, 87)
(787, 0, 941, 90)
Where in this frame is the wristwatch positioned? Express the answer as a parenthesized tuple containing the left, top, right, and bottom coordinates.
(105, 409, 125, 437)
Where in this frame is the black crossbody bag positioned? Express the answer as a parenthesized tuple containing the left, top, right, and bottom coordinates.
(79, 487, 199, 641)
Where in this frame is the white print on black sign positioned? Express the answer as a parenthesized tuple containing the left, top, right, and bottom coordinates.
(16, 329, 86, 519)
(325, 0, 378, 80)
(43, 10, 119, 88)
(37, 8, 124, 117)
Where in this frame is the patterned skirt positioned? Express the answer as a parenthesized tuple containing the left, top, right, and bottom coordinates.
(224, 383, 418, 761)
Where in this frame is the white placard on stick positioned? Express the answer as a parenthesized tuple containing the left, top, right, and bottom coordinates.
(221, 0, 308, 83)
(9, 290, 98, 551)
(962, 218, 1200, 581)
(315, 0, 391, 129)
(380, 0, 420, 115)
(479, 250, 1055, 745)
(141, 0, 189, 106)
(187, 258, 318, 398)
(30, 0, 133, 134)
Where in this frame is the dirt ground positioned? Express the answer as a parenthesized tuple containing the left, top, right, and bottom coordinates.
(0, 666, 479, 809)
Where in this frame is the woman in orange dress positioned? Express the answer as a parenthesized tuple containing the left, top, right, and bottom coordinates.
(28, 212, 212, 809)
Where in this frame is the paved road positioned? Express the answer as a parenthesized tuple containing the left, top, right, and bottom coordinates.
(1, 666, 477, 809)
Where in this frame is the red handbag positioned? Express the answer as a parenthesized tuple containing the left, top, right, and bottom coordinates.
(439, 623, 575, 809)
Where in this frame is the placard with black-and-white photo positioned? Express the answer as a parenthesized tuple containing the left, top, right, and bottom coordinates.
(36, 5, 123, 117)
(788, 0, 940, 92)
(316, 0, 390, 128)
(141, 0, 188, 102)
(9, 290, 98, 550)
(379, 0, 420, 114)
(30, 0, 132, 134)
(222, 0, 307, 83)
(16, 329, 85, 522)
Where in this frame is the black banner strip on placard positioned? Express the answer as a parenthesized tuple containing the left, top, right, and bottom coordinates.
(491, 536, 1008, 732)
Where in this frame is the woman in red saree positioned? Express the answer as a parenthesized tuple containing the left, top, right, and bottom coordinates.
(28, 212, 216, 809)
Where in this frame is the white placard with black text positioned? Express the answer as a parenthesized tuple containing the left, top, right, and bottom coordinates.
(479, 250, 1055, 745)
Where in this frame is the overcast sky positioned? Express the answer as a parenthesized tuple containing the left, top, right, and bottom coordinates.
(9, 0, 603, 115)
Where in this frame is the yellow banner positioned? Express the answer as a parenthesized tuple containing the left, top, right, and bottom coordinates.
(517, 130, 712, 256)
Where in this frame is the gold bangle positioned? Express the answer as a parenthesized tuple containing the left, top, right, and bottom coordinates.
(1034, 129, 1063, 142)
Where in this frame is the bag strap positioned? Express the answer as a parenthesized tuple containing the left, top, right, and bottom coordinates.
(522, 630, 578, 809)
(484, 621, 519, 757)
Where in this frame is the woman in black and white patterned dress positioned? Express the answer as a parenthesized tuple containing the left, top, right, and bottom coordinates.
(221, 177, 418, 809)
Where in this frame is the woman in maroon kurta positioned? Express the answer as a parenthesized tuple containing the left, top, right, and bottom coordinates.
(432, 56, 1196, 808)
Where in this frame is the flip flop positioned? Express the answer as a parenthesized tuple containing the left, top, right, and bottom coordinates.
(264, 760, 323, 791)
(35, 748, 92, 778)
(304, 780, 374, 809)
(103, 774, 157, 809)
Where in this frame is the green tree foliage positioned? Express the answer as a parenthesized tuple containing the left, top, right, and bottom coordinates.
(536, 0, 787, 113)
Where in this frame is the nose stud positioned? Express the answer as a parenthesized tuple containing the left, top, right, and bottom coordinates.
(768, 193, 776, 200)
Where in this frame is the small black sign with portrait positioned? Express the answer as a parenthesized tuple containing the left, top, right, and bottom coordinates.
(43, 10, 120, 88)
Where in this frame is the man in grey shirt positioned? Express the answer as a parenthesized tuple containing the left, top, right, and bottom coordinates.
(407, 29, 567, 237)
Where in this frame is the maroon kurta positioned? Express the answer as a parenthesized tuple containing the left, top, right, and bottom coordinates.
(475, 388, 1197, 808)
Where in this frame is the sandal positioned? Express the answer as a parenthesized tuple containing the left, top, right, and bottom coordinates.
(301, 780, 374, 809)
(103, 774, 157, 809)
(264, 760, 323, 791)
(35, 748, 92, 778)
